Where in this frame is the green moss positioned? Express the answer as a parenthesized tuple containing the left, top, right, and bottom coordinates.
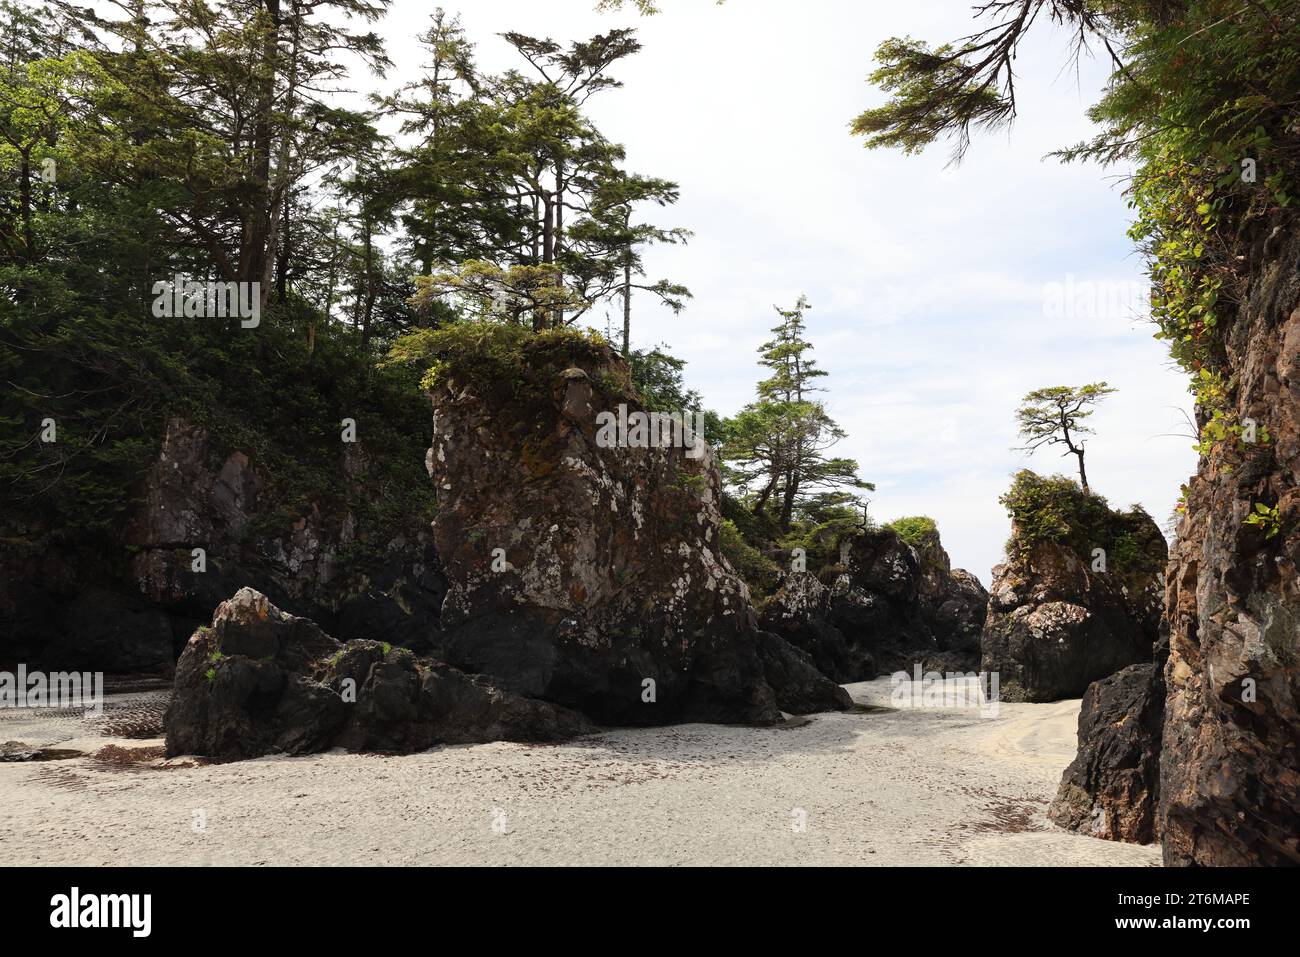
(1000, 470, 1165, 585)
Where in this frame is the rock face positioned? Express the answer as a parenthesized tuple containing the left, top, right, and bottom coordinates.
(1049, 640, 1167, 844)
(1158, 223, 1300, 866)
(164, 588, 592, 760)
(981, 536, 1165, 703)
(2, 416, 445, 674)
(424, 341, 850, 725)
(911, 527, 988, 656)
(759, 527, 988, 681)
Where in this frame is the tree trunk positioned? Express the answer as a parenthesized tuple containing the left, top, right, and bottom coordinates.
(622, 257, 632, 356)
(239, 0, 281, 289)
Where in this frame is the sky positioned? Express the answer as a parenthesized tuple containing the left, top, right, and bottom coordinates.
(379, 0, 1198, 584)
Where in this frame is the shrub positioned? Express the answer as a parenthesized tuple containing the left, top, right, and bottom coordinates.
(884, 515, 937, 546)
(718, 519, 781, 599)
(1000, 470, 1165, 585)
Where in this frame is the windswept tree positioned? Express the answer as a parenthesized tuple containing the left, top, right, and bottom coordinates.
(1014, 383, 1115, 493)
(723, 296, 872, 532)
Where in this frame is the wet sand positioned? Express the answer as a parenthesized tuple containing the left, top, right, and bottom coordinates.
(0, 678, 1160, 866)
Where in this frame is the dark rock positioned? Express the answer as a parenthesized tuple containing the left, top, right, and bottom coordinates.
(925, 569, 989, 655)
(2, 414, 447, 675)
(164, 588, 592, 761)
(759, 526, 986, 681)
(126, 417, 447, 647)
(0, 741, 40, 762)
(0, 742, 83, 762)
(424, 346, 850, 725)
(41, 588, 174, 673)
(754, 629, 853, 713)
(1049, 641, 1166, 844)
(1158, 224, 1300, 864)
(758, 572, 874, 682)
(981, 534, 1164, 702)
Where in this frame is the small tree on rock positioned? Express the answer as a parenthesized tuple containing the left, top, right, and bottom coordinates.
(1014, 383, 1115, 493)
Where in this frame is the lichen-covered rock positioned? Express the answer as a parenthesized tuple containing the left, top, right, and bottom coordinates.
(164, 588, 592, 760)
(1049, 641, 1166, 844)
(981, 529, 1165, 703)
(758, 572, 874, 682)
(424, 339, 850, 725)
(1158, 223, 1300, 866)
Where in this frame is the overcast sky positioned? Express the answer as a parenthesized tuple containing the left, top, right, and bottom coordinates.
(380, 0, 1197, 584)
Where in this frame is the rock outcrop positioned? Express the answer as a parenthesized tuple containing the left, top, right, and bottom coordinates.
(2, 416, 445, 674)
(981, 477, 1166, 702)
(1157, 222, 1300, 866)
(911, 525, 988, 657)
(423, 335, 850, 725)
(1049, 639, 1167, 844)
(759, 526, 988, 681)
(165, 588, 592, 760)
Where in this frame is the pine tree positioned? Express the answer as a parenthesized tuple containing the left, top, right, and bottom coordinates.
(723, 297, 871, 532)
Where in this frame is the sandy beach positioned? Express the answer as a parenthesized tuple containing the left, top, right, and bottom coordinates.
(0, 678, 1159, 866)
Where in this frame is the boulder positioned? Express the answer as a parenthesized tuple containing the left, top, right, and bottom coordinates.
(981, 532, 1164, 703)
(1049, 641, 1166, 844)
(924, 569, 989, 656)
(164, 588, 593, 761)
(424, 338, 850, 725)
(759, 572, 873, 682)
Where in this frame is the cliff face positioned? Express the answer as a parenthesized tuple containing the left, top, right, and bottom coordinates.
(982, 539, 1164, 702)
(760, 526, 988, 680)
(0, 416, 444, 673)
(424, 339, 849, 725)
(1159, 224, 1300, 866)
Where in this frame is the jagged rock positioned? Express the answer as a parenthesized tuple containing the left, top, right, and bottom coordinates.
(1049, 639, 1167, 844)
(925, 569, 989, 656)
(424, 342, 850, 725)
(1158, 222, 1300, 866)
(759, 526, 986, 680)
(127, 417, 447, 651)
(1, 415, 448, 674)
(758, 572, 873, 682)
(164, 588, 593, 760)
(981, 532, 1165, 702)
